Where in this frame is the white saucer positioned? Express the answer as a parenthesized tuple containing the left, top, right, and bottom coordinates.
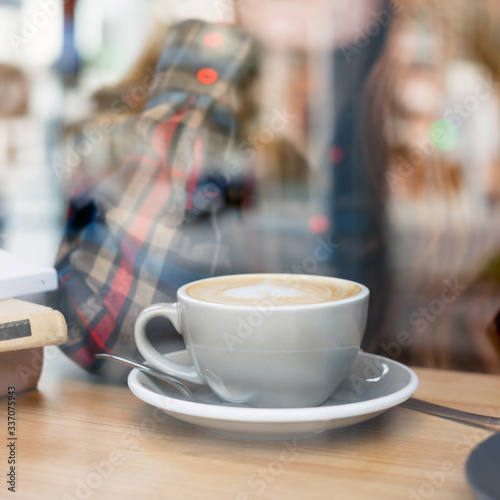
(127, 350, 418, 441)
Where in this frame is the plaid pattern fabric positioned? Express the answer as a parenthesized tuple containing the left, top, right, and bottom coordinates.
(53, 21, 255, 379)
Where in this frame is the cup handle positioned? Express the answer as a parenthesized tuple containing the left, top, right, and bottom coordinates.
(134, 303, 205, 385)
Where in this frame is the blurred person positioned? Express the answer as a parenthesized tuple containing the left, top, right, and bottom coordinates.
(360, 0, 500, 371)
(0, 64, 28, 118)
(51, 0, 399, 380)
(0, 64, 29, 241)
(0, 64, 28, 168)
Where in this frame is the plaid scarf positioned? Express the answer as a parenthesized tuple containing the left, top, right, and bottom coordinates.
(53, 20, 255, 379)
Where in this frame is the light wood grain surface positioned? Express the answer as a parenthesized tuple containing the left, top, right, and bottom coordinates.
(1, 348, 499, 500)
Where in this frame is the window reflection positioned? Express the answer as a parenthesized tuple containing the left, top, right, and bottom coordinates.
(0, 0, 498, 373)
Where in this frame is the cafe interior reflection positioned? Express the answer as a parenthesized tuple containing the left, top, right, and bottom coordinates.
(0, 0, 499, 374)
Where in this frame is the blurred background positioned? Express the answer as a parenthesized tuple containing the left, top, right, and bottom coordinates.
(0, 0, 499, 372)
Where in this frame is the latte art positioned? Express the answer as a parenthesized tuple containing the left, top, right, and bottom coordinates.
(186, 275, 360, 306)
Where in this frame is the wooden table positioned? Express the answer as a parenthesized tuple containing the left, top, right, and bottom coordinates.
(2, 348, 499, 500)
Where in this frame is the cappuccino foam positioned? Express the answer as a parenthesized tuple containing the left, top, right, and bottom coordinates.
(186, 275, 360, 306)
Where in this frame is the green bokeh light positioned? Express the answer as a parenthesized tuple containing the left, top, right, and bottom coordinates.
(429, 119, 459, 151)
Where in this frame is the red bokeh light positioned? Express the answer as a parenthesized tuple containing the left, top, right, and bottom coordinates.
(309, 214, 329, 234)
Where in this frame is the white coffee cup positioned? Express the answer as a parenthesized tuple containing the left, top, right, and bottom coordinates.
(134, 273, 369, 408)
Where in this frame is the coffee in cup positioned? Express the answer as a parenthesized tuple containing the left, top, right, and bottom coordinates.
(134, 273, 369, 408)
(186, 274, 360, 306)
